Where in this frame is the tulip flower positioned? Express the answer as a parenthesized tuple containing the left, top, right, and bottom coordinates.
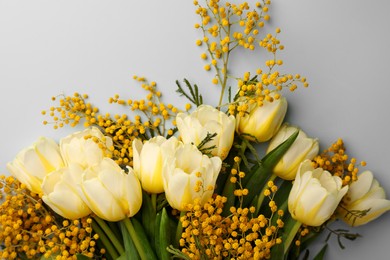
(163, 144, 222, 211)
(7, 137, 64, 194)
(176, 105, 235, 160)
(42, 163, 92, 219)
(338, 171, 390, 227)
(132, 136, 182, 193)
(236, 96, 287, 142)
(266, 124, 319, 180)
(288, 160, 349, 226)
(78, 158, 142, 222)
(60, 127, 113, 168)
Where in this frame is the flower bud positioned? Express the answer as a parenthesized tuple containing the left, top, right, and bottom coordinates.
(288, 160, 348, 226)
(266, 124, 319, 180)
(176, 105, 235, 160)
(7, 137, 64, 194)
(338, 171, 390, 227)
(236, 97, 287, 142)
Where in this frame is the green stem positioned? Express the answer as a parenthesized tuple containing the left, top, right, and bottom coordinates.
(175, 211, 186, 248)
(93, 216, 125, 255)
(92, 221, 119, 259)
(123, 218, 152, 260)
(151, 193, 157, 213)
(254, 174, 277, 216)
(283, 220, 302, 255)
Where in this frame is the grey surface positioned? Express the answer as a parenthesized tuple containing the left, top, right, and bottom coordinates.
(0, 1, 389, 259)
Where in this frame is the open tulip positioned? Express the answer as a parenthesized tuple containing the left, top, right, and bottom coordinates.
(338, 171, 390, 227)
(132, 136, 181, 193)
(288, 160, 349, 226)
(42, 163, 92, 219)
(163, 144, 222, 211)
(176, 105, 235, 160)
(266, 124, 319, 180)
(78, 158, 142, 222)
(7, 137, 64, 194)
(60, 127, 113, 168)
(236, 96, 287, 142)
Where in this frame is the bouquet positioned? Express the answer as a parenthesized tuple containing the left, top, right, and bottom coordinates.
(1, 1, 389, 259)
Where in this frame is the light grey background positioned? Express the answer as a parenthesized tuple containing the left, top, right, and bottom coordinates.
(1, 1, 389, 259)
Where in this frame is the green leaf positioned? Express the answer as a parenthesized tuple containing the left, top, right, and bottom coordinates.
(119, 222, 141, 260)
(141, 191, 156, 245)
(159, 208, 172, 260)
(125, 218, 158, 260)
(175, 79, 203, 106)
(313, 244, 328, 260)
(269, 241, 284, 260)
(75, 254, 92, 260)
(155, 211, 162, 259)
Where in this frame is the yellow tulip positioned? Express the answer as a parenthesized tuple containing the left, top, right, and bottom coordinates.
(79, 158, 142, 222)
(266, 124, 319, 180)
(7, 137, 64, 194)
(42, 164, 92, 219)
(236, 97, 287, 142)
(176, 105, 235, 160)
(163, 144, 222, 211)
(132, 136, 181, 193)
(288, 160, 348, 226)
(338, 170, 390, 227)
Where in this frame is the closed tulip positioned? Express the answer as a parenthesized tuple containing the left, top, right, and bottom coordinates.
(338, 171, 390, 227)
(266, 124, 319, 180)
(60, 127, 113, 168)
(288, 160, 349, 226)
(79, 158, 142, 221)
(132, 136, 181, 193)
(236, 97, 287, 142)
(42, 164, 92, 219)
(7, 137, 64, 194)
(163, 144, 222, 211)
(176, 105, 235, 160)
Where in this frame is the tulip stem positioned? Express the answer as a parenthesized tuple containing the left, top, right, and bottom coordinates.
(91, 220, 119, 259)
(283, 220, 302, 255)
(93, 216, 125, 255)
(254, 174, 277, 216)
(151, 193, 157, 213)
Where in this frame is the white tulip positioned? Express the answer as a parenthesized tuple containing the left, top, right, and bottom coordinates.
(79, 158, 142, 222)
(42, 163, 92, 219)
(176, 105, 235, 160)
(338, 171, 390, 227)
(163, 144, 222, 211)
(288, 160, 349, 226)
(132, 136, 181, 193)
(7, 137, 64, 194)
(60, 127, 112, 168)
(266, 124, 319, 180)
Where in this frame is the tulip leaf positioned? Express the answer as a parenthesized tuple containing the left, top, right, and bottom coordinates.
(141, 191, 156, 245)
(269, 242, 284, 260)
(313, 244, 328, 260)
(155, 211, 162, 259)
(159, 208, 172, 260)
(119, 221, 141, 260)
(241, 164, 269, 208)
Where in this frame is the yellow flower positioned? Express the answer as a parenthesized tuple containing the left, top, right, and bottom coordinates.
(236, 97, 287, 142)
(60, 127, 112, 168)
(176, 105, 235, 160)
(132, 136, 181, 193)
(338, 170, 390, 227)
(288, 160, 348, 226)
(7, 137, 64, 194)
(163, 144, 222, 211)
(42, 164, 92, 219)
(266, 124, 319, 180)
(79, 158, 142, 222)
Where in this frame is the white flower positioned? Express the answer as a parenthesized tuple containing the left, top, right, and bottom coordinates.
(176, 105, 235, 160)
(288, 160, 349, 226)
(338, 170, 390, 227)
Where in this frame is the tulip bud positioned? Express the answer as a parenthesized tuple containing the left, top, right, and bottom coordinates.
(7, 137, 64, 194)
(338, 171, 390, 227)
(288, 160, 348, 226)
(60, 127, 113, 168)
(78, 158, 142, 222)
(132, 136, 182, 193)
(176, 105, 235, 160)
(266, 124, 319, 180)
(163, 144, 222, 211)
(236, 97, 287, 142)
(42, 164, 92, 219)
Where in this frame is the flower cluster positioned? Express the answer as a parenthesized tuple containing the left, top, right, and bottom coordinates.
(1, 1, 390, 260)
